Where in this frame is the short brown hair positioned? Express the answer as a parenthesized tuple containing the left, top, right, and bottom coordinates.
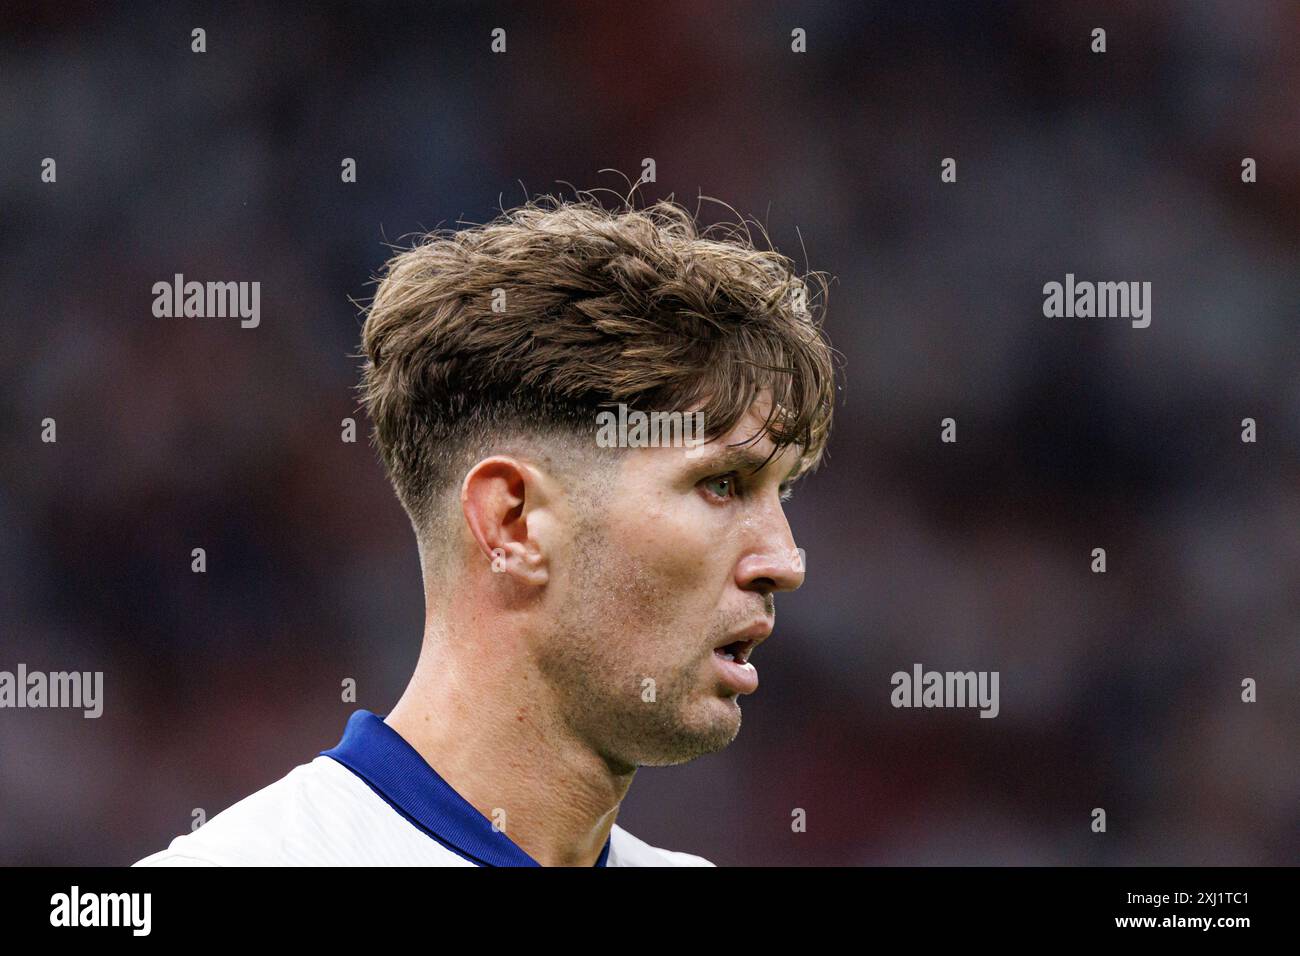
(358, 193, 837, 545)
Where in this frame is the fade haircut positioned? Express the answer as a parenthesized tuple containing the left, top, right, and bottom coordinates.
(358, 192, 837, 562)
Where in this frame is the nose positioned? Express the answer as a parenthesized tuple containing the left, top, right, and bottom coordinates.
(734, 505, 805, 596)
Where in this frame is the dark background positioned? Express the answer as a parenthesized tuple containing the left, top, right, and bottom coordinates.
(1, 0, 1296, 865)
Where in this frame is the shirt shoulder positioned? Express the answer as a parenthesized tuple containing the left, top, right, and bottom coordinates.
(134, 710, 717, 868)
(608, 825, 715, 867)
(132, 755, 471, 867)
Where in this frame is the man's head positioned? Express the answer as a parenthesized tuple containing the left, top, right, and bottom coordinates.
(359, 194, 836, 770)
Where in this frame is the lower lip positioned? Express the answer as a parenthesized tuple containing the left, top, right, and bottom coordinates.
(712, 650, 759, 695)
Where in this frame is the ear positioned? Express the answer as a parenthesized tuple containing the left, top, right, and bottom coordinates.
(460, 456, 550, 586)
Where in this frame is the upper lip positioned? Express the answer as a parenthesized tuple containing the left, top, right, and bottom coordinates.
(713, 619, 774, 663)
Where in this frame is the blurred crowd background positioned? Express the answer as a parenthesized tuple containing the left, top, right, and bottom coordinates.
(1, 0, 1296, 865)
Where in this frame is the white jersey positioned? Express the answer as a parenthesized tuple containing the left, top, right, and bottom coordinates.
(133, 709, 713, 867)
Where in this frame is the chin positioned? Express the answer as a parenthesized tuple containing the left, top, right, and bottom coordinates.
(632, 697, 743, 767)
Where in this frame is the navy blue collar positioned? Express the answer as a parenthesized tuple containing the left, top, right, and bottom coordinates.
(321, 709, 612, 867)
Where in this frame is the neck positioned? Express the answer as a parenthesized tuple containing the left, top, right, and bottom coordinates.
(384, 616, 634, 867)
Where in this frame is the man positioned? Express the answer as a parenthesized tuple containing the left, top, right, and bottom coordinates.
(135, 194, 835, 866)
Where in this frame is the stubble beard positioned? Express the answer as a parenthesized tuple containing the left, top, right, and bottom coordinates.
(535, 516, 742, 771)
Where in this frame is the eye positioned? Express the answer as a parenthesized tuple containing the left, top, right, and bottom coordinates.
(702, 473, 739, 500)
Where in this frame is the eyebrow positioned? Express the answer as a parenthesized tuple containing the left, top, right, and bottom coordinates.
(693, 445, 804, 485)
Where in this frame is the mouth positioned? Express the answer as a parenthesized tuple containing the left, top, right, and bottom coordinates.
(712, 618, 772, 660)
(713, 639, 756, 665)
(709, 621, 771, 696)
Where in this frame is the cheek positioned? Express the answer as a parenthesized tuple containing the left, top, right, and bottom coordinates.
(614, 497, 718, 587)
(596, 501, 728, 640)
